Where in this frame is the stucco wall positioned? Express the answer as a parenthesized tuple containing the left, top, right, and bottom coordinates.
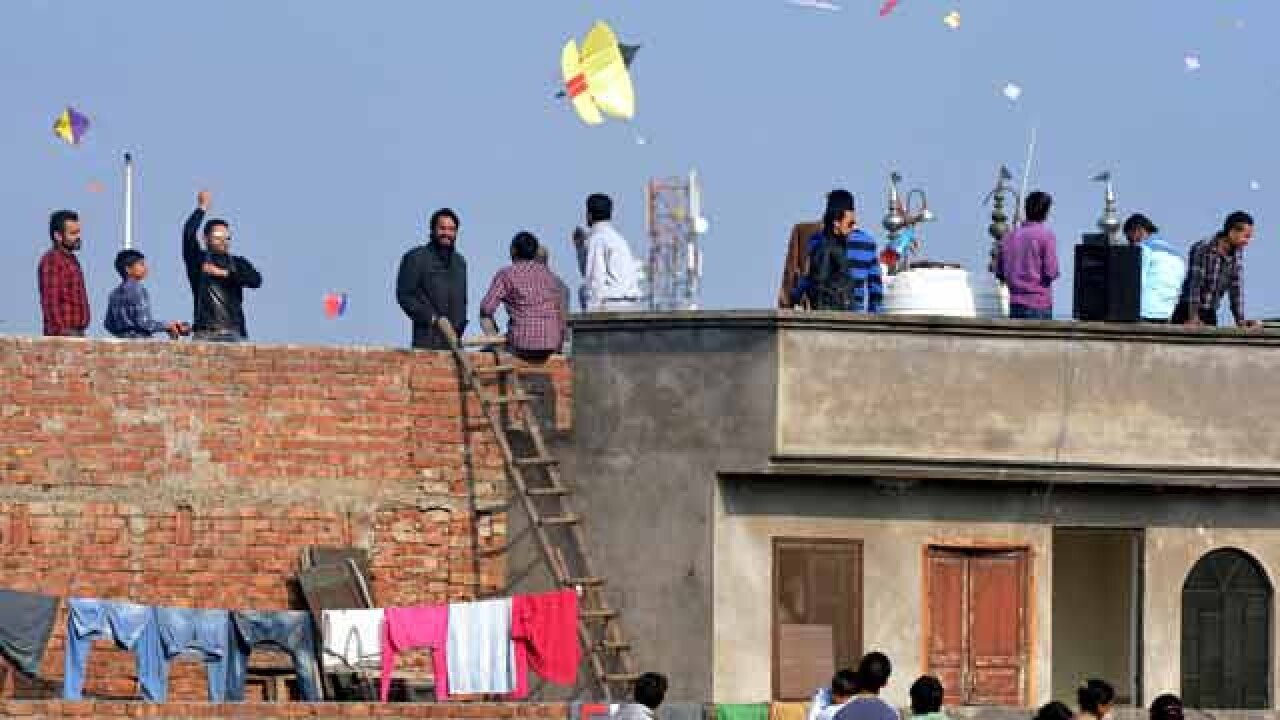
(566, 312, 1280, 708)
(1143, 528, 1280, 707)
(775, 320, 1280, 473)
(712, 496, 1053, 707)
(559, 318, 779, 702)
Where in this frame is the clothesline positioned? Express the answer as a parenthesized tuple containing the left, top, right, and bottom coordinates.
(0, 586, 580, 705)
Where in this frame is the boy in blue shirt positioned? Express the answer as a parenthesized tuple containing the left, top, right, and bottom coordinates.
(105, 250, 188, 339)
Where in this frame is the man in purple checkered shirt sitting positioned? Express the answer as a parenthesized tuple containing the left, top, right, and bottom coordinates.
(480, 232, 568, 361)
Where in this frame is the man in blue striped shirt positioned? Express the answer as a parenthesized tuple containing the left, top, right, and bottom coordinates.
(791, 190, 884, 313)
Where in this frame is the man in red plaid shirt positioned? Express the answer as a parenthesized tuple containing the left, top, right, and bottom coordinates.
(480, 232, 567, 361)
(38, 210, 89, 337)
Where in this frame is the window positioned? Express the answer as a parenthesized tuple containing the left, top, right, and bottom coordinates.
(772, 538, 863, 701)
(1182, 548, 1272, 709)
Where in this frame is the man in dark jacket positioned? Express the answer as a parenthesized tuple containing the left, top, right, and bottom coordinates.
(182, 190, 263, 341)
(396, 207, 467, 350)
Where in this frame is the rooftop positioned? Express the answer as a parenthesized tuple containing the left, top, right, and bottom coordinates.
(568, 311, 1280, 488)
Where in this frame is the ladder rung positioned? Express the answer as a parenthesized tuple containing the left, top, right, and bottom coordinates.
(516, 456, 559, 466)
(601, 641, 630, 651)
(540, 513, 580, 526)
(461, 334, 507, 347)
(485, 393, 532, 405)
(601, 673, 640, 683)
(566, 577, 604, 586)
(474, 365, 517, 375)
(580, 608, 618, 620)
(527, 486, 569, 496)
(474, 500, 511, 513)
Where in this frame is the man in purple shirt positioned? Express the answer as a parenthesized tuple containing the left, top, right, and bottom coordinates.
(996, 191, 1060, 319)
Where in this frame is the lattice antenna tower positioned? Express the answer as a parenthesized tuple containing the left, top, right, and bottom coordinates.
(644, 170, 705, 311)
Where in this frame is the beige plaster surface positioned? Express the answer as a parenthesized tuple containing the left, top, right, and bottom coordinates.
(777, 329, 1280, 470)
(713, 509, 1052, 707)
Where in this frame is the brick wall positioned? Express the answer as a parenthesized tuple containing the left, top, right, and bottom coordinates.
(0, 703, 1255, 720)
(0, 701, 570, 718)
(0, 337, 570, 702)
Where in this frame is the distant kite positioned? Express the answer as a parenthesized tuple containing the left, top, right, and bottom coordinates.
(786, 0, 842, 11)
(53, 106, 90, 146)
(323, 292, 348, 318)
(560, 21, 636, 125)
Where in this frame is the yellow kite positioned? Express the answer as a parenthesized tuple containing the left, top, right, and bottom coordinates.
(561, 21, 636, 125)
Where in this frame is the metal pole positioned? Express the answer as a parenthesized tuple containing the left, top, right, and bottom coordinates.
(1016, 124, 1037, 226)
(123, 152, 134, 250)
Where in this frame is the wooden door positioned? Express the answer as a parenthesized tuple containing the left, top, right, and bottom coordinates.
(926, 547, 1029, 706)
(968, 553, 1028, 705)
(1181, 549, 1271, 709)
(927, 551, 969, 705)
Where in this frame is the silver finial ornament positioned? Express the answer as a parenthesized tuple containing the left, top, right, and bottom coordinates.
(1092, 171, 1122, 245)
(884, 172, 907, 240)
(984, 165, 1020, 274)
(882, 171, 935, 272)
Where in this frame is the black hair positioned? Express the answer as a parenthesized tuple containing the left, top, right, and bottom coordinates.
(1035, 701, 1075, 720)
(511, 231, 539, 261)
(1123, 213, 1159, 236)
(1078, 678, 1116, 716)
(1150, 694, 1184, 720)
(855, 651, 892, 693)
(910, 675, 944, 715)
(1223, 210, 1254, 235)
(429, 208, 460, 238)
(114, 249, 145, 279)
(203, 219, 230, 236)
(49, 210, 79, 243)
(633, 672, 668, 709)
(587, 193, 614, 224)
(1025, 191, 1053, 224)
(831, 669, 859, 699)
(826, 189, 855, 213)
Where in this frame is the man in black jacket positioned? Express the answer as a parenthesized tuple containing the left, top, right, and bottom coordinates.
(396, 208, 467, 349)
(183, 190, 263, 341)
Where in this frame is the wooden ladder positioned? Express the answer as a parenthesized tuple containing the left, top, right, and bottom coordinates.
(435, 318, 638, 702)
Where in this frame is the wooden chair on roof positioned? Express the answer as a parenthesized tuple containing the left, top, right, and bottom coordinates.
(296, 547, 436, 701)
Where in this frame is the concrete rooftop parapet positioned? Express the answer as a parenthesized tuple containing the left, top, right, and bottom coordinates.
(569, 310, 1280, 486)
(573, 309, 1280, 347)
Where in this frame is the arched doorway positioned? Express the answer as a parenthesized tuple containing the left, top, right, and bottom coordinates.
(1181, 548, 1272, 709)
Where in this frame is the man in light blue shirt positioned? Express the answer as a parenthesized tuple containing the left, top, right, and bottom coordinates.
(1124, 213, 1186, 323)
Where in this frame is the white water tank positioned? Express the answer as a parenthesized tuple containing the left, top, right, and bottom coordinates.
(882, 263, 1008, 319)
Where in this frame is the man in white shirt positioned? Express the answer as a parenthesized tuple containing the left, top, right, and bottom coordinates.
(809, 669, 858, 720)
(576, 193, 642, 311)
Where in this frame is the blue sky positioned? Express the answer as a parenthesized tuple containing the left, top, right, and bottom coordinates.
(2, 0, 1278, 345)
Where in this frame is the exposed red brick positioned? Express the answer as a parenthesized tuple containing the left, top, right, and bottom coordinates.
(7, 506, 29, 548)
(0, 701, 570, 718)
(0, 338, 571, 703)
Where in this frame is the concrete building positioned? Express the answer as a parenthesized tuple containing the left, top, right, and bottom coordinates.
(558, 311, 1280, 710)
